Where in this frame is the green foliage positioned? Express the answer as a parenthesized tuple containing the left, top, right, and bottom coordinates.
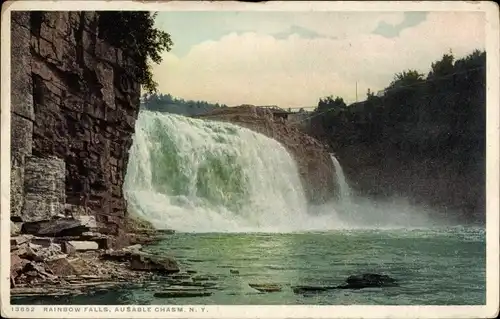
(428, 52, 455, 78)
(97, 11, 173, 93)
(141, 92, 227, 116)
(388, 69, 425, 89)
(318, 95, 347, 112)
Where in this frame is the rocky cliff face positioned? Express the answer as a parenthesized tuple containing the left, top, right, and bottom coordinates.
(196, 106, 337, 204)
(10, 11, 141, 246)
(330, 143, 486, 223)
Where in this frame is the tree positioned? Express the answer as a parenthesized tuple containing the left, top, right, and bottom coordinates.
(428, 52, 455, 79)
(388, 69, 425, 90)
(97, 12, 174, 93)
(366, 88, 376, 100)
(317, 95, 346, 112)
(141, 92, 227, 115)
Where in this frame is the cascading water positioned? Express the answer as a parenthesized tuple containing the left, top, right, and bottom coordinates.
(329, 153, 352, 203)
(124, 111, 439, 232)
(124, 111, 313, 232)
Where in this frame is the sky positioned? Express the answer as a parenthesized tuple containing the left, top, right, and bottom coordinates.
(151, 11, 485, 108)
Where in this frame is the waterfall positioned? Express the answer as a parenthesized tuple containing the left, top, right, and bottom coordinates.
(123, 111, 310, 232)
(329, 153, 352, 202)
(123, 111, 437, 232)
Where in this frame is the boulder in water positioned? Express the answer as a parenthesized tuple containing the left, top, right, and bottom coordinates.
(337, 273, 398, 289)
(169, 273, 191, 280)
(248, 283, 281, 292)
(154, 291, 212, 298)
(292, 285, 337, 294)
(292, 274, 398, 294)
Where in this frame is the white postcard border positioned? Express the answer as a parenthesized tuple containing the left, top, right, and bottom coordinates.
(1, 1, 498, 318)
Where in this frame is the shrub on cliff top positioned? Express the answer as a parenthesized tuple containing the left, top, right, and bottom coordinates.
(97, 11, 173, 93)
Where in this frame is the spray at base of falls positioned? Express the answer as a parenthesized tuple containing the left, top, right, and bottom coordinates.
(124, 111, 439, 232)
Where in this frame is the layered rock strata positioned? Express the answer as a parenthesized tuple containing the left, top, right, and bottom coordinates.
(10, 11, 141, 245)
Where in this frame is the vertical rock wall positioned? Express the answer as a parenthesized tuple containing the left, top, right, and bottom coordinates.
(10, 11, 141, 238)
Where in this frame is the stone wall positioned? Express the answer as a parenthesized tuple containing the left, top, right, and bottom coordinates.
(10, 11, 141, 241)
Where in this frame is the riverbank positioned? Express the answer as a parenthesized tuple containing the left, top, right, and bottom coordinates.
(10, 213, 181, 298)
(11, 234, 223, 303)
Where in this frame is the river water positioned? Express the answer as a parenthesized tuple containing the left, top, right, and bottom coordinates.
(14, 227, 485, 305)
(140, 227, 486, 305)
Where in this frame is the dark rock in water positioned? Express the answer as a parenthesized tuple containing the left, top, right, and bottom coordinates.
(162, 286, 205, 292)
(154, 291, 212, 298)
(337, 273, 398, 289)
(248, 283, 281, 292)
(230, 269, 239, 275)
(192, 275, 216, 282)
(169, 273, 191, 280)
(187, 270, 197, 274)
(187, 258, 206, 263)
(201, 282, 219, 289)
(292, 274, 398, 294)
(292, 285, 337, 294)
(129, 254, 180, 274)
(21, 218, 90, 237)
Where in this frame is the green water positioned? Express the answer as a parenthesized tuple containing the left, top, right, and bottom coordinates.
(14, 227, 485, 305)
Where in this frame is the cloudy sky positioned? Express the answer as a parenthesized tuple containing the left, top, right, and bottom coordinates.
(151, 11, 485, 108)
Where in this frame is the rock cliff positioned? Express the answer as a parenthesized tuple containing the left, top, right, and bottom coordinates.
(196, 106, 337, 204)
(10, 11, 141, 247)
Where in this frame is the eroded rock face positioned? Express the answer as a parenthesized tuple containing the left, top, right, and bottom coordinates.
(22, 156, 65, 222)
(10, 11, 141, 242)
(196, 106, 337, 204)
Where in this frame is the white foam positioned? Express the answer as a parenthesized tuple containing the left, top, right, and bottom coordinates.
(124, 111, 441, 233)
